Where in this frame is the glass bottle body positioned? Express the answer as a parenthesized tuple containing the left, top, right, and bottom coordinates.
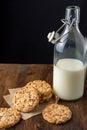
(53, 6, 86, 100)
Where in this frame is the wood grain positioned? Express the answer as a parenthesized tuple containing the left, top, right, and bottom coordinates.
(0, 64, 87, 130)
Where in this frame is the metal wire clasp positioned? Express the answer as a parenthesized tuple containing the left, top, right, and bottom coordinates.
(47, 18, 75, 44)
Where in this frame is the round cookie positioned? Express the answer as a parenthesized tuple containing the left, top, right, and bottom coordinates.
(26, 80, 52, 103)
(12, 86, 39, 112)
(0, 107, 21, 128)
(42, 103, 72, 124)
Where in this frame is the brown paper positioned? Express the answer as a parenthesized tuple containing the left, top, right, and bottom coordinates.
(3, 88, 54, 120)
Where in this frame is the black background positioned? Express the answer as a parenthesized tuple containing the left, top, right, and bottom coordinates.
(3, 0, 87, 63)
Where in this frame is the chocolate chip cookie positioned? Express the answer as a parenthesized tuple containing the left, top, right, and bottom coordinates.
(42, 103, 72, 124)
(0, 107, 21, 128)
(12, 86, 39, 112)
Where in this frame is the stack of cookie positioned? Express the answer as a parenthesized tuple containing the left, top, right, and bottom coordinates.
(12, 80, 53, 112)
(0, 80, 53, 128)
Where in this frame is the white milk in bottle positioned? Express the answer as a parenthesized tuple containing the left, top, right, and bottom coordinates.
(53, 58, 85, 100)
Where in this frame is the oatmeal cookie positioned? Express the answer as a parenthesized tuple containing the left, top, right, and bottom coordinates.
(0, 107, 21, 128)
(26, 80, 53, 103)
(12, 86, 39, 112)
(42, 103, 72, 124)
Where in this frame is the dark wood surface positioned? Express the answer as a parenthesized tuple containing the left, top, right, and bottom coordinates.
(0, 64, 87, 130)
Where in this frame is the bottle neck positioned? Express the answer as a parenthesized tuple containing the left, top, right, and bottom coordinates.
(65, 6, 80, 24)
(64, 6, 80, 33)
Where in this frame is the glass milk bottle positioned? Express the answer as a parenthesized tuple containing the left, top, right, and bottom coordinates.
(53, 6, 86, 100)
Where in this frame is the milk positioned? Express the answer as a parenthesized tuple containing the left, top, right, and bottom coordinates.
(53, 59, 85, 100)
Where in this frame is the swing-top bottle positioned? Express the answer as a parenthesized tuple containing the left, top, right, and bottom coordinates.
(53, 6, 86, 100)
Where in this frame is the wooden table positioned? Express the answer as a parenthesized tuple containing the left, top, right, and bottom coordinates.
(0, 64, 87, 130)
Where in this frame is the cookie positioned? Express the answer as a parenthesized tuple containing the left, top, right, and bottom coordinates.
(12, 86, 39, 112)
(42, 103, 72, 124)
(26, 80, 53, 103)
(0, 107, 21, 128)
